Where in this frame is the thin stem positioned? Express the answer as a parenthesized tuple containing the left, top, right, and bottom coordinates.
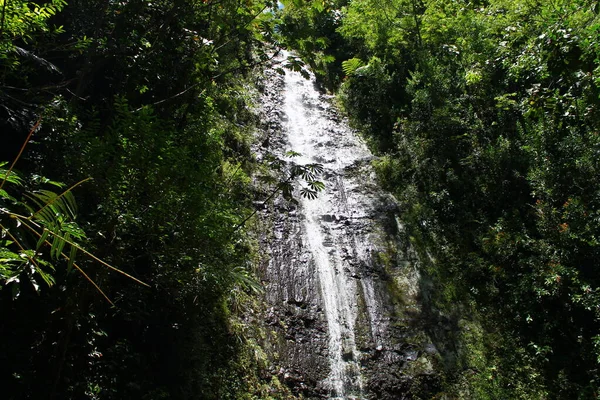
(69, 260, 115, 306)
(210, 5, 269, 55)
(230, 175, 293, 235)
(13, 215, 150, 287)
(0, 225, 110, 306)
(133, 49, 282, 112)
(0, 117, 41, 190)
(0, 222, 43, 274)
(10, 218, 115, 305)
(31, 177, 92, 219)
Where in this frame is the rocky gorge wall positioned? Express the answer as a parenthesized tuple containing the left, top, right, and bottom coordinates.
(253, 53, 445, 400)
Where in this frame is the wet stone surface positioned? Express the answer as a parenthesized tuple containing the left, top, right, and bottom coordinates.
(254, 52, 440, 399)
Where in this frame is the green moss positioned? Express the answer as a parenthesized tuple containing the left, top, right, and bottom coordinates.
(224, 290, 300, 400)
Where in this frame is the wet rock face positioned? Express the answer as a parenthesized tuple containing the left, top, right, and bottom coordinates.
(255, 53, 439, 399)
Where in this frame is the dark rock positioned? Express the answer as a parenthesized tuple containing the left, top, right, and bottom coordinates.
(321, 214, 334, 222)
(254, 52, 443, 400)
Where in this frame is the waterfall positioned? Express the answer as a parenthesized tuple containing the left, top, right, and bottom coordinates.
(282, 57, 367, 399)
(257, 52, 435, 399)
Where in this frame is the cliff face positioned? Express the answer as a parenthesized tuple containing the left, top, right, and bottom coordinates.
(254, 54, 442, 399)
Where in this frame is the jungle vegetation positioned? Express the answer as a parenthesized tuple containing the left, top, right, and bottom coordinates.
(279, 0, 600, 398)
(2, 0, 600, 398)
(0, 0, 295, 399)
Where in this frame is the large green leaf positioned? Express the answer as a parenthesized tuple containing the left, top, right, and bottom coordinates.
(341, 58, 364, 76)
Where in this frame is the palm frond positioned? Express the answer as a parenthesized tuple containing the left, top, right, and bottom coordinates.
(307, 180, 325, 191)
(300, 188, 318, 200)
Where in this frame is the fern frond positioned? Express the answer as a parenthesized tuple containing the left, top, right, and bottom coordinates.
(0, 163, 23, 186)
(341, 58, 364, 76)
(0, 189, 17, 202)
(15, 217, 150, 288)
(67, 246, 77, 273)
(31, 177, 91, 220)
(0, 223, 47, 289)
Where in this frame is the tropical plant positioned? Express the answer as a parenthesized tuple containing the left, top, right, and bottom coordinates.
(280, 0, 600, 396)
(0, 120, 148, 304)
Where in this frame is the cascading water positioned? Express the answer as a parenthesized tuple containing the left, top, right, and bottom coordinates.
(257, 52, 439, 399)
(282, 56, 368, 399)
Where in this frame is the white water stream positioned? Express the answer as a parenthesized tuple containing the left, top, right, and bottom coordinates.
(258, 50, 428, 399)
(281, 56, 376, 399)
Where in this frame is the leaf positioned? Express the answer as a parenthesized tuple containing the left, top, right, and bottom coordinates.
(306, 163, 324, 175)
(0, 248, 23, 264)
(307, 180, 325, 191)
(289, 165, 304, 179)
(36, 228, 49, 252)
(230, 266, 264, 294)
(285, 150, 302, 158)
(0, 189, 17, 202)
(300, 188, 318, 199)
(285, 56, 305, 72)
(67, 246, 77, 273)
(285, 56, 310, 79)
(300, 69, 311, 80)
(319, 54, 335, 64)
(31, 188, 78, 219)
(299, 168, 316, 181)
(342, 58, 364, 76)
(311, 0, 325, 13)
(56, 232, 69, 258)
(50, 234, 61, 260)
(62, 221, 86, 241)
(0, 163, 23, 186)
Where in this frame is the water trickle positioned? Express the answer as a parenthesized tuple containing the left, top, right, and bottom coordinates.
(257, 52, 432, 399)
(281, 57, 367, 399)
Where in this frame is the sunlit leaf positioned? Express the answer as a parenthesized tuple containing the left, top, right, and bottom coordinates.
(308, 180, 325, 191)
(67, 246, 77, 273)
(286, 150, 302, 157)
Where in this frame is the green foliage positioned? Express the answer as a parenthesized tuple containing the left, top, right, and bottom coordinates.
(281, 0, 600, 397)
(0, 0, 67, 51)
(0, 0, 289, 399)
(0, 162, 75, 294)
(256, 151, 325, 206)
(341, 57, 363, 76)
(0, 151, 142, 306)
(0, 0, 67, 95)
(277, 0, 355, 88)
(339, 56, 398, 151)
(284, 54, 311, 79)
